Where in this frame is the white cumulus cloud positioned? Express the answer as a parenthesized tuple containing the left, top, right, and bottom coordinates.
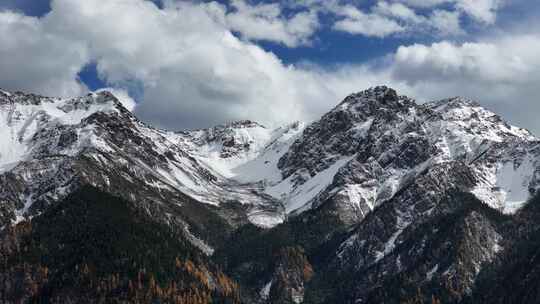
(391, 35, 540, 133)
(222, 0, 320, 47)
(0, 10, 88, 96)
(0, 0, 539, 135)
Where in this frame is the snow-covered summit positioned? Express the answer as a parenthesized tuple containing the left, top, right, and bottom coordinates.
(181, 119, 271, 159)
(426, 97, 533, 140)
(0, 90, 124, 173)
(338, 85, 414, 110)
(266, 87, 540, 220)
(0, 89, 296, 229)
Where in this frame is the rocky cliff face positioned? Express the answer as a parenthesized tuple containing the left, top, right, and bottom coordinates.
(0, 90, 286, 239)
(264, 246, 313, 304)
(263, 86, 538, 232)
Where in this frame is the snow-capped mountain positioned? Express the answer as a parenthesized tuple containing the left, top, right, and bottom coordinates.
(174, 87, 540, 227)
(173, 119, 305, 184)
(2, 86, 540, 303)
(0, 90, 268, 233)
(1, 86, 539, 229)
(269, 86, 539, 223)
(208, 89, 540, 304)
(0, 89, 305, 232)
(169, 119, 307, 227)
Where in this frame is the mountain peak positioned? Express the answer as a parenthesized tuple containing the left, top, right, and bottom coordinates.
(0, 88, 128, 114)
(338, 86, 415, 114)
(359, 85, 398, 100)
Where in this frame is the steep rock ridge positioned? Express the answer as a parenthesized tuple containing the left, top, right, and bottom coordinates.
(267, 86, 539, 227)
(270, 87, 416, 215)
(0, 90, 275, 244)
(470, 193, 540, 303)
(316, 164, 491, 302)
(422, 97, 539, 213)
(310, 190, 510, 303)
(266, 247, 313, 304)
(278, 86, 414, 179)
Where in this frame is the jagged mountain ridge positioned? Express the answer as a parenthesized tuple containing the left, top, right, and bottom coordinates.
(275, 87, 538, 220)
(0, 89, 287, 232)
(2, 86, 540, 303)
(1, 86, 539, 231)
(168, 86, 540, 226)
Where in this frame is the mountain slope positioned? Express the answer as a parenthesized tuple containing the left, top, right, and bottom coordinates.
(0, 186, 240, 303)
(273, 87, 538, 223)
(469, 193, 540, 303)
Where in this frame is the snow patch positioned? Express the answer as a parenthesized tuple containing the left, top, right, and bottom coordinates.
(248, 212, 284, 228)
(374, 208, 413, 263)
(342, 184, 376, 216)
(267, 156, 355, 213)
(260, 280, 273, 300)
(182, 223, 214, 256)
(426, 264, 439, 281)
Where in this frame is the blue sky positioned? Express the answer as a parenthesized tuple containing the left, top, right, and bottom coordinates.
(1, 0, 540, 133)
